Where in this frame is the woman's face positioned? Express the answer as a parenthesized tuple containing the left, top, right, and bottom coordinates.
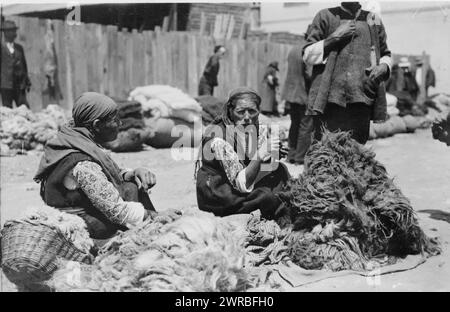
(93, 112, 121, 143)
(231, 98, 259, 127)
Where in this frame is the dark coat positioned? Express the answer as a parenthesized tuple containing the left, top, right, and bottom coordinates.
(281, 44, 310, 105)
(1, 42, 30, 90)
(304, 7, 390, 121)
(260, 65, 278, 113)
(201, 54, 220, 87)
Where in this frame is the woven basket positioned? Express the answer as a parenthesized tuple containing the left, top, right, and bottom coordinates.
(0, 221, 92, 286)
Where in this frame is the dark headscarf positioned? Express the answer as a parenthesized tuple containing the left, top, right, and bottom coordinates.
(34, 92, 123, 191)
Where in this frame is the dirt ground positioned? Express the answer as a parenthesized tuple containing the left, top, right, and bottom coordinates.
(1, 127, 449, 292)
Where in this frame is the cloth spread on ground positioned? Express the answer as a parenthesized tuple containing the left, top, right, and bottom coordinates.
(269, 130, 440, 272)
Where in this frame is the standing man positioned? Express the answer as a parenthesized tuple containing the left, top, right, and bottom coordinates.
(413, 57, 436, 99)
(1, 20, 31, 108)
(303, 2, 392, 145)
(260, 61, 280, 116)
(282, 27, 314, 165)
(198, 45, 226, 96)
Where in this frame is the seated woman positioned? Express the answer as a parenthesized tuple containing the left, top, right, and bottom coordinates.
(34, 92, 158, 239)
(195, 87, 290, 218)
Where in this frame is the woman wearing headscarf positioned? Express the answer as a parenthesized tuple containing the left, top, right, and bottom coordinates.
(260, 61, 280, 116)
(195, 87, 290, 218)
(34, 92, 158, 239)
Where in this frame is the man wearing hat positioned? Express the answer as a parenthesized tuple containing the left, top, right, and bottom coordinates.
(412, 56, 436, 98)
(1, 20, 31, 108)
(260, 61, 280, 116)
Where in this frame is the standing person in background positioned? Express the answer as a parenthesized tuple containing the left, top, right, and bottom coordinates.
(282, 26, 314, 165)
(413, 57, 436, 98)
(303, 2, 392, 145)
(0, 20, 31, 108)
(260, 61, 280, 116)
(198, 45, 226, 96)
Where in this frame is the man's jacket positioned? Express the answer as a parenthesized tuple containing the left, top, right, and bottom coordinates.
(1, 42, 30, 90)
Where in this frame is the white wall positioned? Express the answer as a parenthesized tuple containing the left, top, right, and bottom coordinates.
(260, 1, 450, 93)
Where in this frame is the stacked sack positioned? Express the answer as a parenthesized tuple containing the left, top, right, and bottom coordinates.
(102, 99, 152, 152)
(0, 105, 67, 156)
(368, 92, 450, 141)
(129, 85, 203, 148)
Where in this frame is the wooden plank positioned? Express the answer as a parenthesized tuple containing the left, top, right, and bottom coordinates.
(116, 31, 126, 98)
(86, 24, 100, 92)
(186, 34, 198, 95)
(143, 31, 154, 86)
(226, 16, 235, 40)
(124, 29, 133, 97)
(17, 17, 43, 111)
(53, 20, 68, 109)
(98, 25, 108, 94)
(179, 33, 188, 92)
(152, 29, 160, 85)
(213, 15, 221, 39)
(162, 16, 169, 32)
(131, 29, 145, 90)
(106, 25, 118, 97)
(199, 12, 206, 36)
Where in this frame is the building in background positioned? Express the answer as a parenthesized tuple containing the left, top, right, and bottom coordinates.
(260, 1, 450, 94)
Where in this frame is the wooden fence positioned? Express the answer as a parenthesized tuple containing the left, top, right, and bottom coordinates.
(7, 16, 431, 112)
(9, 16, 297, 112)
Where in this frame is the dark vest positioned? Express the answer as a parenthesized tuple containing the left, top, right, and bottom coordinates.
(327, 10, 373, 106)
(40, 152, 96, 212)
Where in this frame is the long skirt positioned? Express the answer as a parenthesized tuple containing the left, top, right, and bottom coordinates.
(196, 162, 290, 219)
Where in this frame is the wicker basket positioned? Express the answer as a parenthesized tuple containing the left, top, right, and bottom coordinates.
(0, 221, 93, 286)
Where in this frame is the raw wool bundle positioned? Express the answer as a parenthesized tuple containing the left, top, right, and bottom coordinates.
(129, 85, 202, 123)
(402, 115, 422, 132)
(0, 105, 67, 153)
(244, 213, 370, 272)
(386, 116, 407, 134)
(245, 214, 292, 266)
(386, 93, 399, 117)
(48, 208, 265, 292)
(21, 205, 94, 254)
(277, 130, 440, 271)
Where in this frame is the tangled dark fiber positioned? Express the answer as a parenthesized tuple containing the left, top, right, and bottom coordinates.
(277, 130, 440, 270)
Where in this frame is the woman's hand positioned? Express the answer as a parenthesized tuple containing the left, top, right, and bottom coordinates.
(258, 135, 280, 162)
(133, 167, 156, 191)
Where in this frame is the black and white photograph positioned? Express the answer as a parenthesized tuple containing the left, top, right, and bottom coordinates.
(0, 0, 449, 296)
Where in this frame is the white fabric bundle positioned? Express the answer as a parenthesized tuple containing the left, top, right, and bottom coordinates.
(129, 85, 202, 123)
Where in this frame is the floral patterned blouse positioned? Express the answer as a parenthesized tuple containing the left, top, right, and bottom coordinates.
(63, 161, 145, 227)
(210, 125, 268, 193)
